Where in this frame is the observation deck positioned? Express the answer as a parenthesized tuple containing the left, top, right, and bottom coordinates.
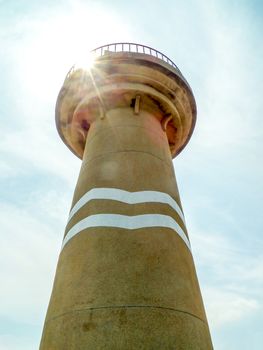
(56, 43, 197, 159)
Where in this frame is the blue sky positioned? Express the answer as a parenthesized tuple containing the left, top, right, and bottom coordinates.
(0, 0, 262, 349)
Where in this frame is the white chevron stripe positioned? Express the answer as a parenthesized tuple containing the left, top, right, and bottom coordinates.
(62, 213, 191, 251)
(68, 188, 185, 224)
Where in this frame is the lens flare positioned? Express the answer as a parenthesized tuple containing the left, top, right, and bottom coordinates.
(75, 52, 96, 71)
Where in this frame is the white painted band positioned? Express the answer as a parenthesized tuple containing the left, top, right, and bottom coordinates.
(62, 213, 191, 251)
(68, 188, 185, 225)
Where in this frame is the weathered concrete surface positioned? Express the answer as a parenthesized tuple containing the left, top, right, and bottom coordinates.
(41, 307, 211, 350)
(40, 108, 213, 349)
(55, 51, 196, 159)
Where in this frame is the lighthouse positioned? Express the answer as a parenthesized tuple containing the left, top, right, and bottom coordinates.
(40, 43, 213, 349)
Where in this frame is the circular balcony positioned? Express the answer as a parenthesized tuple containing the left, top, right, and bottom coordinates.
(56, 43, 196, 159)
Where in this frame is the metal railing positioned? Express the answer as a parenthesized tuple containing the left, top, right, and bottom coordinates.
(66, 43, 181, 79)
(91, 43, 180, 71)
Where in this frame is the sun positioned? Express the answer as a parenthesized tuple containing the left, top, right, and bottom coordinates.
(74, 51, 97, 72)
(16, 2, 131, 103)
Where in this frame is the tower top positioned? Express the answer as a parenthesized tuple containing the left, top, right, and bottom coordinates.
(56, 43, 197, 159)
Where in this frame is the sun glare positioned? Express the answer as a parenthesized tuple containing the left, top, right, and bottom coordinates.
(16, 2, 132, 103)
(75, 52, 97, 72)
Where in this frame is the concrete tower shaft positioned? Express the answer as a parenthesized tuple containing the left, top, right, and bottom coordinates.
(40, 43, 213, 349)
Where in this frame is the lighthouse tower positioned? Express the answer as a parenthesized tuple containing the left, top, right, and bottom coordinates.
(40, 43, 213, 349)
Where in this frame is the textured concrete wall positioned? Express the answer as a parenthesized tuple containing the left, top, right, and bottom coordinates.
(40, 107, 213, 349)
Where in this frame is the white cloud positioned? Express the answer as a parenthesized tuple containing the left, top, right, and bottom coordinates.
(187, 1, 263, 156)
(0, 202, 60, 324)
(204, 287, 259, 328)
(0, 125, 80, 184)
(0, 334, 35, 350)
(187, 218, 263, 330)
